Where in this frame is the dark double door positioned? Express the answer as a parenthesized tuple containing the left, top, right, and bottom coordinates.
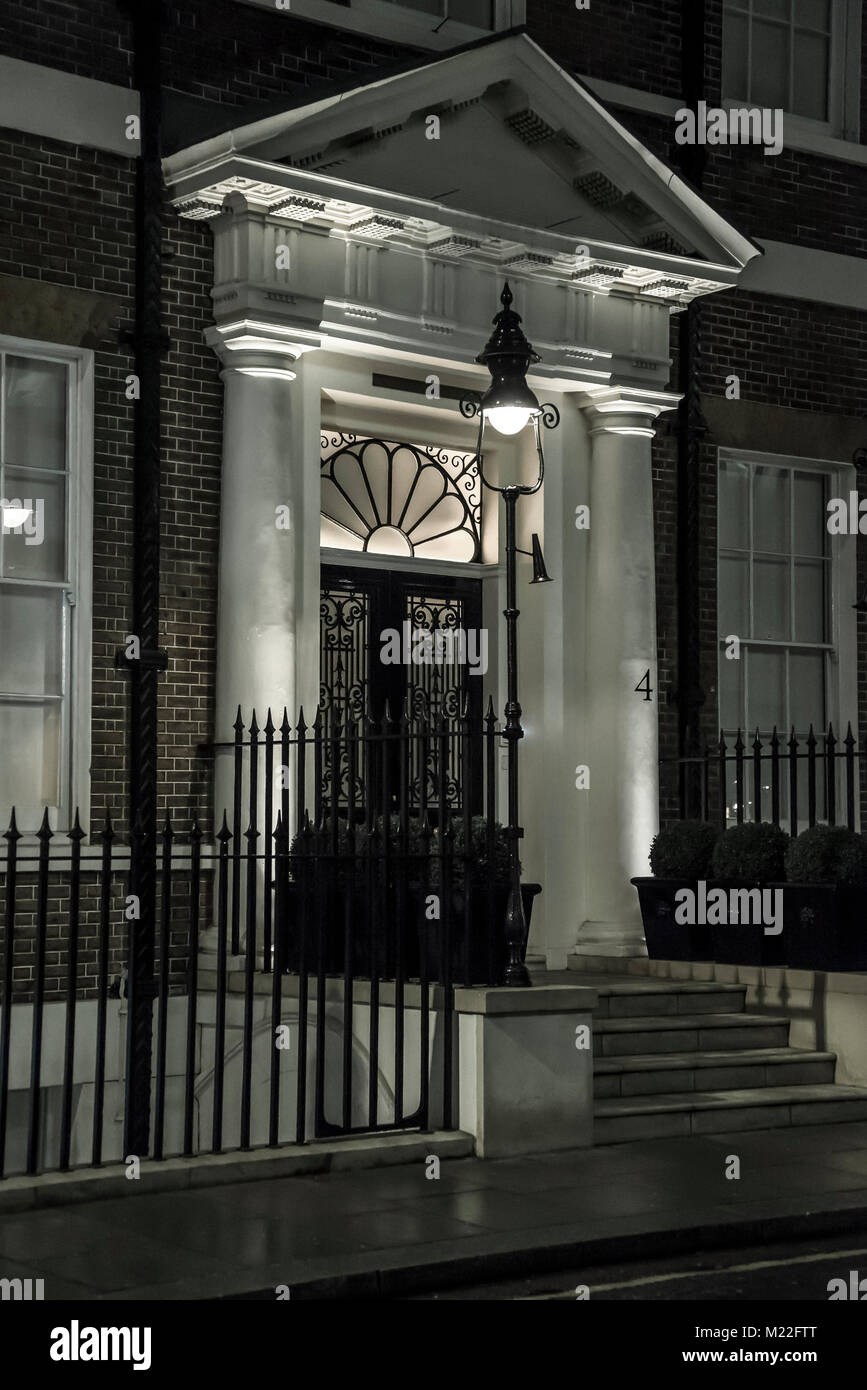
(319, 565, 484, 818)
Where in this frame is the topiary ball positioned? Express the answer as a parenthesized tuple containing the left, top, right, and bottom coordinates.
(710, 822, 790, 882)
(649, 820, 719, 879)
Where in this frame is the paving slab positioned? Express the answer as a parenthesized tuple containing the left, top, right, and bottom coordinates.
(5, 1122, 867, 1298)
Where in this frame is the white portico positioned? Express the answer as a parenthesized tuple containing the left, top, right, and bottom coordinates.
(164, 32, 759, 961)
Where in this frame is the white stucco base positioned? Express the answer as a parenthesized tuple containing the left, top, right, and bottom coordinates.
(456, 984, 597, 1157)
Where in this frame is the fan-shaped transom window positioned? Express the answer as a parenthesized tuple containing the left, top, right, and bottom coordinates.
(320, 432, 481, 563)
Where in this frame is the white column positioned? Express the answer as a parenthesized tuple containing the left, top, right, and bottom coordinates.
(202, 329, 316, 951)
(576, 390, 676, 957)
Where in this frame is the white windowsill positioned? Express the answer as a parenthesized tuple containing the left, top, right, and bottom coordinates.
(233, 0, 523, 51)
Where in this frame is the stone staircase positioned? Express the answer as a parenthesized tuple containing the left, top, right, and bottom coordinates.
(591, 977, 867, 1143)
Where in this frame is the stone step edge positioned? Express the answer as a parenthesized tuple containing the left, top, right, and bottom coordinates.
(595, 1047, 836, 1073)
(595, 1083, 867, 1117)
(592, 981, 746, 995)
(0, 1131, 473, 1216)
(594, 1011, 786, 1032)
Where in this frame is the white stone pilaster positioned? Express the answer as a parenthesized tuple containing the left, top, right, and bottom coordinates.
(576, 388, 677, 957)
(202, 325, 318, 950)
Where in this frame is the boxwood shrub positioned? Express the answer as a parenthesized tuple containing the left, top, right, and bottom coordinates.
(785, 824, 867, 885)
(710, 822, 789, 882)
(649, 820, 718, 879)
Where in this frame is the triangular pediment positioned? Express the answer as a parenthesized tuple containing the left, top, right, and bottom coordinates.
(166, 33, 759, 282)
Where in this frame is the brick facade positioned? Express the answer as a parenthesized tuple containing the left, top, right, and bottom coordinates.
(529, 4, 867, 827)
(1, 1, 865, 992)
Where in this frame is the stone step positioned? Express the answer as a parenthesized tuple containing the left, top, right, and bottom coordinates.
(594, 1047, 836, 1098)
(595, 1083, 867, 1143)
(593, 1012, 790, 1057)
(592, 982, 747, 1019)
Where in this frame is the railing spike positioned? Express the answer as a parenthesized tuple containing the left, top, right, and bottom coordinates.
(264, 707, 275, 736)
(4, 807, 21, 843)
(38, 807, 53, 841)
(69, 809, 85, 842)
(218, 811, 231, 842)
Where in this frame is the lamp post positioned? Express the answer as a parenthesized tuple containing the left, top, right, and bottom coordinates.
(461, 282, 558, 987)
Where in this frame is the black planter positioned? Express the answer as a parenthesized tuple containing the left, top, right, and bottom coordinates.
(707, 881, 786, 968)
(278, 878, 541, 983)
(783, 883, 867, 972)
(279, 880, 395, 977)
(631, 878, 713, 962)
(421, 882, 542, 985)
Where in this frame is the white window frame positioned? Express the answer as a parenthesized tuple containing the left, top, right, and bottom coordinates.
(717, 446, 858, 757)
(721, 0, 861, 141)
(0, 335, 93, 840)
(234, 0, 523, 51)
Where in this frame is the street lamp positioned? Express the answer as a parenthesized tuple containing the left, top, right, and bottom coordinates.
(461, 282, 559, 988)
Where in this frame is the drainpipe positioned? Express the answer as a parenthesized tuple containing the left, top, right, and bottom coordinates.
(115, 0, 169, 1157)
(674, 0, 708, 819)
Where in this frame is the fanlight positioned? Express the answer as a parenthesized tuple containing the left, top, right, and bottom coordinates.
(320, 433, 481, 563)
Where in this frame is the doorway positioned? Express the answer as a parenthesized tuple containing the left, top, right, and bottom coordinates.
(319, 564, 484, 818)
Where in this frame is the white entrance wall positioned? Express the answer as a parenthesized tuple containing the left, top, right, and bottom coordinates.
(205, 304, 676, 959)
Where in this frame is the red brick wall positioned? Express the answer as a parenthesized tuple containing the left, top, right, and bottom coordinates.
(528, 0, 684, 99)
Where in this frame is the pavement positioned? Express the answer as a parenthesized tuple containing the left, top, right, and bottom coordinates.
(6, 1120, 867, 1299)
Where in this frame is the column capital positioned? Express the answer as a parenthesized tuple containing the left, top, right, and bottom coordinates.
(579, 385, 681, 438)
(205, 318, 321, 380)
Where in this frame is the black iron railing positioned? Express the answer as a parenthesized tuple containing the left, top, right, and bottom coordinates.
(664, 723, 862, 833)
(0, 705, 528, 1179)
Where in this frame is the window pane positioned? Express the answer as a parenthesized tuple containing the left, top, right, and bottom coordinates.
(723, 12, 749, 97)
(719, 645, 744, 731)
(719, 554, 749, 634)
(795, 0, 830, 29)
(719, 459, 750, 548)
(753, 466, 787, 553)
(748, 648, 786, 731)
(790, 651, 825, 733)
(1, 472, 66, 580)
(793, 472, 826, 555)
(792, 33, 829, 119)
(451, 0, 493, 24)
(754, 0, 789, 17)
(0, 701, 61, 812)
(390, 0, 443, 14)
(0, 587, 64, 695)
(4, 357, 67, 472)
(753, 557, 789, 639)
(751, 21, 790, 109)
(793, 559, 826, 642)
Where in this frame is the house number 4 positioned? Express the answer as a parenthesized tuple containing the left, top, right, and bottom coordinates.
(634, 670, 653, 702)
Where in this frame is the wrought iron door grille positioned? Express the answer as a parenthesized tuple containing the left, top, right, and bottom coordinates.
(319, 572, 481, 817)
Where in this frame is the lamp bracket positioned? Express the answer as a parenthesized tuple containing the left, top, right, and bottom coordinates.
(458, 397, 561, 429)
